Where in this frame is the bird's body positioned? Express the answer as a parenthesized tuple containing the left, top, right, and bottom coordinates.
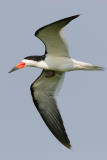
(9, 15, 103, 149)
(23, 56, 103, 72)
(22, 56, 73, 71)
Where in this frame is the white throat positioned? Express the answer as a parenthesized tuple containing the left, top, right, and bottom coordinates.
(22, 59, 49, 69)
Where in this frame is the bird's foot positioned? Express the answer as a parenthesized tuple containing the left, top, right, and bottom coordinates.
(45, 70, 55, 78)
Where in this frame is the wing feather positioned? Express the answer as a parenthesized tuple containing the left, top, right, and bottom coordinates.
(30, 70, 71, 149)
(35, 15, 80, 57)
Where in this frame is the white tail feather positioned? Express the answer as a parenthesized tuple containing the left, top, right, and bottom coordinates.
(72, 59, 104, 71)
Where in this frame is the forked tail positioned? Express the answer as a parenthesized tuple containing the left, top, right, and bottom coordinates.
(72, 59, 104, 71)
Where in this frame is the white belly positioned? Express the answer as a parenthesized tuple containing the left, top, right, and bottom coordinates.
(45, 56, 74, 72)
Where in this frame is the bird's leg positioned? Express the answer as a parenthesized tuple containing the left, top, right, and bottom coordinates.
(45, 70, 55, 78)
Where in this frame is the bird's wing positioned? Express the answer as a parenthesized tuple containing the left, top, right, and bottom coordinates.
(30, 70, 71, 149)
(35, 15, 80, 58)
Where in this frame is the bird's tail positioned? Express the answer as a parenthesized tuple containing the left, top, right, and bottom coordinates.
(72, 59, 104, 71)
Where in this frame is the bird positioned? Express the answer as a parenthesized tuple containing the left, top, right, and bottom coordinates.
(9, 15, 103, 149)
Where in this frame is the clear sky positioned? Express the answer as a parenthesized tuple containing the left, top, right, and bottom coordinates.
(0, 0, 107, 160)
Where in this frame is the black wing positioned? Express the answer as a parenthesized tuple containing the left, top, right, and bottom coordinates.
(35, 15, 80, 57)
(30, 70, 71, 149)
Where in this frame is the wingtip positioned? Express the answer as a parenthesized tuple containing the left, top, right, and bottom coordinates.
(73, 14, 80, 19)
(68, 14, 80, 22)
(63, 143, 72, 150)
(66, 145, 72, 150)
(69, 145, 72, 150)
(75, 14, 80, 17)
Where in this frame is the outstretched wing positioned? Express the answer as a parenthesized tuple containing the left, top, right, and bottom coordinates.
(30, 70, 71, 149)
(35, 15, 80, 57)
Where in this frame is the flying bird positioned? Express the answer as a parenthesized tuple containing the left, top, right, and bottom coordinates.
(9, 15, 103, 149)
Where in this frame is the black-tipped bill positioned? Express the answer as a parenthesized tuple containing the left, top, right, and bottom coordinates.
(8, 62, 26, 73)
(8, 66, 19, 73)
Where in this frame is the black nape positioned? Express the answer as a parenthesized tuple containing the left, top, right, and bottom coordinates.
(24, 55, 46, 61)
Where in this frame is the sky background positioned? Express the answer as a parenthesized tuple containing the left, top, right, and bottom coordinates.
(0, 0, 107, 160)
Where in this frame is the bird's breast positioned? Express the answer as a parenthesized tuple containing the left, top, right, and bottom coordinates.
(45, 56, 74, 71)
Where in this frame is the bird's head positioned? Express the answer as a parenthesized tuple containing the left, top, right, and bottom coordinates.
(8, 55, 45, 73)
(8, 57, 33, 73)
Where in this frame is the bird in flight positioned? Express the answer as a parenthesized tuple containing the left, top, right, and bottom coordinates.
(9, 15, 103, 149)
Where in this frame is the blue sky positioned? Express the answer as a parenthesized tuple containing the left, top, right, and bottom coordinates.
(0, 0, 107, 160)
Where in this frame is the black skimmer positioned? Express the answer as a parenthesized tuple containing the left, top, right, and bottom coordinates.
(9, 15, 103, 149)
